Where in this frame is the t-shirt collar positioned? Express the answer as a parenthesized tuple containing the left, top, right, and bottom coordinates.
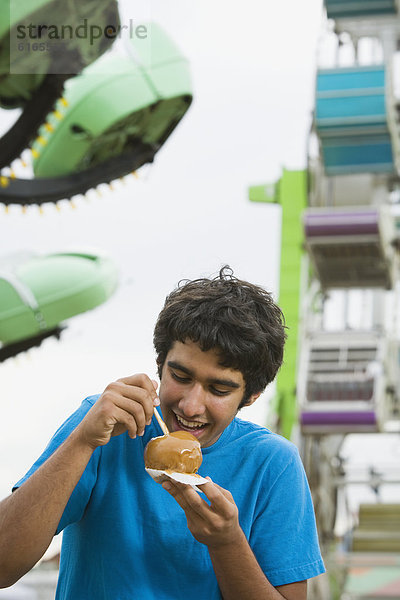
(201, 418, 236, 454)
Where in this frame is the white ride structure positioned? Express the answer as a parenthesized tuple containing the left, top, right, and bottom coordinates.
(297, 3, 400, 598)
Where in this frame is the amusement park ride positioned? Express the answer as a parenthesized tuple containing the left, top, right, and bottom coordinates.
(0, 1, 192, 361)
(252, 1, 400, 598)
(0, 3, 191, 205)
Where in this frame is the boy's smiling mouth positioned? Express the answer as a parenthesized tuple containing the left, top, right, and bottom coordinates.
(173, 412, 209, 436)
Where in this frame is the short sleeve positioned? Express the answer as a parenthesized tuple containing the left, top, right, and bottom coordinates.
(13, 395, 101, 535)
(250, 445, 325, 586)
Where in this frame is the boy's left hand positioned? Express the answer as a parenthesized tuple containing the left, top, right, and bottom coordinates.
(162, 478, 243, 548)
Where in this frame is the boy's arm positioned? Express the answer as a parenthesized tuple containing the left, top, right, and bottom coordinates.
(0, 373, 158, 588)
(161, 479, 307, 600)
(209, 530, 306, 600)
(0, 429, 94, 587)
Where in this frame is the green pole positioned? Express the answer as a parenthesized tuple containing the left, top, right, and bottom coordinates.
(249, 169, 306, 439)
(275, 169, 306, 439)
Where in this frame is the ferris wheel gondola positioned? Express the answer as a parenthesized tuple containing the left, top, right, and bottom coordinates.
(0, 22, 193, 207)
(0, 0, 120, 169)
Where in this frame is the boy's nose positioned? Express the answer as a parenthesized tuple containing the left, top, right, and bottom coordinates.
(178, 383, 206, 418)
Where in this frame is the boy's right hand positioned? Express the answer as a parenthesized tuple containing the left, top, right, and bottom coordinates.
(76, 374, 159, 449)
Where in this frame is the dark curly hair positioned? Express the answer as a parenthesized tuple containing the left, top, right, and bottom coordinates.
(153, 266, 287, 407)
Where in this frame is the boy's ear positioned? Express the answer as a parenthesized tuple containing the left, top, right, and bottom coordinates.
(243, 392, 262, 407)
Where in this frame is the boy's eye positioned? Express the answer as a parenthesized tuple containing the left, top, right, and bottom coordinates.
(210, 387, 230, 396)
(170, 371, 231, 395)
(171, 371, 190, 383)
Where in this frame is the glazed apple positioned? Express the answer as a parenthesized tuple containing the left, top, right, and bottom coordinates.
(144, 431, 202, 474)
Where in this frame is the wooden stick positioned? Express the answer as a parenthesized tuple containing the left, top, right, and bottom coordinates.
(153, 406, 169, 435)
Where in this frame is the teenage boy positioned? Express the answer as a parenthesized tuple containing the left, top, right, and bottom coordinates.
(0, 267, 325, 599)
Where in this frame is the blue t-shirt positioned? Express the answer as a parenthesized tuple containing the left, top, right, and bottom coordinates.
(15, 395, 325, 599)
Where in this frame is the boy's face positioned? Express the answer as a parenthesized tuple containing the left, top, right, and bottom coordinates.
(159, 339, 259, 448)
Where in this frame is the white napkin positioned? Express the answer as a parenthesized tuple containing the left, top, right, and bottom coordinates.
(145, 468, 208, 493)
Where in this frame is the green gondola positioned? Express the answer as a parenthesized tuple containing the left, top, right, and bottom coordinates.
(0, 250, 118, 360)
(0, 22, 192, 206)
(0, 0, 120, 167)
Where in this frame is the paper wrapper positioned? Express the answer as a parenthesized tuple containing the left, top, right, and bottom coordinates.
(145, 468, 208, 492)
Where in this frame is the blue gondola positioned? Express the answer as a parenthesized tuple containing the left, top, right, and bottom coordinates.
(325, 0, 398, 19)
(315, 65, 399, 176)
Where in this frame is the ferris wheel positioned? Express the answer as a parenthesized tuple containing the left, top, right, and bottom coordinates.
(302, 2, 400, 599)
